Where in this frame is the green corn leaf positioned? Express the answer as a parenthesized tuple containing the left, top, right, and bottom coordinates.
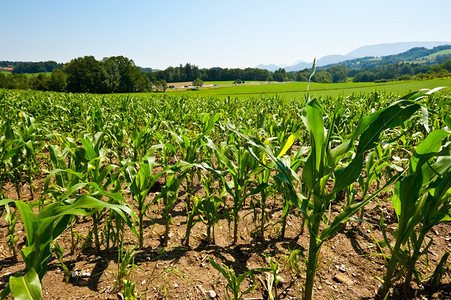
(206, 138, 237, 175)
(333, 155, 364, 193)
(15, 201, 38, 246)
(410, 129, 449, 172)
(204, 112, 221, 134)
(429, 157, 451, 177)
(81, 137, 97, 161)
(392, 181, 402, 220)
(328, 139, 352, 168)
(0, 198, 15, 207)
(305, 98, 325, 170)
(399, 89, 424, 100)
(446, 115, 451, 129)
(357, 101, 420, 155)
(44, 168, 85, 193)
(4, 148, 21, 160)
(62, 182, 87, 200)
(208, 258, 230, 282)
(303, 153, 316, 192)
(9, 268, 42, 300)
(333, 101, 421, 193)
(394, 172, 425, 244)
(238, 271, 256, 296)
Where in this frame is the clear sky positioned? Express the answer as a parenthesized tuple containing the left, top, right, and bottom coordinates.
(1, 0, 450, 69)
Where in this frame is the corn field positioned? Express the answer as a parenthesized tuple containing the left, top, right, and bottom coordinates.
(0, 86, 450, 300)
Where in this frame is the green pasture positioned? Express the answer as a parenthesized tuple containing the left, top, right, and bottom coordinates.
(423, 49, 451, 59)
(145, 78, 451, 100)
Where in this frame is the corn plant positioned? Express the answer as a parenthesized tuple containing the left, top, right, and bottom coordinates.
(249, 138, 273, 241)
(0, 195, 135, 300)
(156, 161, 193, 246)
(5, 112, 43, 200)
(243, 134, 305, 239)
(46, 143, 85, 197)
(258, 254, 283, 300)
(197, 171, 228, 244)
(183, 168, 224, 247)
(3, 203, 19, 259)
(428, 251, 449, 292)
(129, 124, 154, 162)
(80, 133, 124, 251)
(1, 119, 27, 200)
(122, 279, 138, 300)
(183, 195, 202, 247)
(170, 114, 220, 243)
(246, 134, 301, 239)
(7, 268, 41, 300)
(0, 120, 17, 197)
(114, 243, 136, 292)
(209, 258, 258, 300)
(105, 118, 129, 162)
(207, 137, 264, 244)
(381, 129, 450, 296)
(52, 242, 70, 283)
(125, 154, 165, 248)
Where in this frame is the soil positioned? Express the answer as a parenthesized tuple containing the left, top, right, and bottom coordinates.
(1, 177, 450, 300)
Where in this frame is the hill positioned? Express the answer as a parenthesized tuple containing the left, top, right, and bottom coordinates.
(257, 42, 451, 72)
(320, 45, 451, 71)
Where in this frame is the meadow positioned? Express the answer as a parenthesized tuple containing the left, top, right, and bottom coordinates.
(0, 82, 450, 299)
(161, 78, 451, 100)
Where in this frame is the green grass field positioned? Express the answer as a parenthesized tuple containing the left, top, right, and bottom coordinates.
(423, 49, 451, 59)
(137, 78, 451, 100)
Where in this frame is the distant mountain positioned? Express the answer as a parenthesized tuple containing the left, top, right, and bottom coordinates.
(260, 41, 451, 72)
(345, 41, 450, 59)
(255, 63, 286, 72)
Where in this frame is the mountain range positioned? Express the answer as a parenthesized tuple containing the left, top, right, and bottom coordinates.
(256, 41, 451, 72)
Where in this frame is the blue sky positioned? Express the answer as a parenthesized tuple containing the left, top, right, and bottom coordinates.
(1, 0, 450, 69)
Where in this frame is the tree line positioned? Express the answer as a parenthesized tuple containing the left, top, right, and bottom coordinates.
(0, 56, 450, 93)
(11, 61, 63, 74)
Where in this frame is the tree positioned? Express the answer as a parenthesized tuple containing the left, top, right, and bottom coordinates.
(326, 65, 349, 83)
(30, 73, 49, 91)
(154, 79, 167, 92)
(133, 74, 152, 92)
(49, 69, 67, 92)
(0, 72, 7, 88)
(398, 74, 412, 81)
(63, 56, 107, 93)
(353, 70, 376, 82)
(102, 56, 148, 93)
(273, 68, 287, 82)
(160, 79, 167, 92)
(12, 61, 62, 74)
(440, 59, 451, 72)
(193, 78, 203, 89)
(295, 69, 310, 82)
(312, 70, 332, 83)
